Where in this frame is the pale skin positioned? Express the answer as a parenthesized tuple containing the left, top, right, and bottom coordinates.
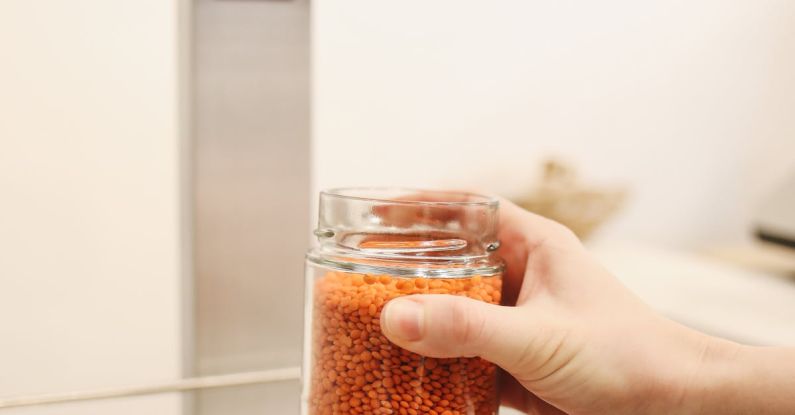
(380, 198, 795, 414)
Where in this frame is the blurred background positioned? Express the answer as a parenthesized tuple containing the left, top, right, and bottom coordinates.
(1, 1, 794, 414)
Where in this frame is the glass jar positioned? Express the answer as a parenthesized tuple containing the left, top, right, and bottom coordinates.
(302, 188, 503, 415)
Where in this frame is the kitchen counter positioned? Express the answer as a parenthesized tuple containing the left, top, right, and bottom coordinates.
(591, 241, 795, 346)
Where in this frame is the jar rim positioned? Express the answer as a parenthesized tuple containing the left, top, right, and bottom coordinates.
(321, 187, 499, 207)
(306, 249, 504, 278)
(314, 187, 502, 273)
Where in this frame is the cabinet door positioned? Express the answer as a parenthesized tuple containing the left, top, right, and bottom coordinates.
(0, 1, 187, 414)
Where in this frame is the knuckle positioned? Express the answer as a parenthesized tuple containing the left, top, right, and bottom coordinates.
(549, 220, 580, 243)
(449, 299, 487, 350)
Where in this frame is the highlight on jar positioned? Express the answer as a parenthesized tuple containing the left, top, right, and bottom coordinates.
(303, 188, 504, 415)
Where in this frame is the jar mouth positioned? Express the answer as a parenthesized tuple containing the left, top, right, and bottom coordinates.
(321, 187, 498, 207)
(314, 187, 501, 275)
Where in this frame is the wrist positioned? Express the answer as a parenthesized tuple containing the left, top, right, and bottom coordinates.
(696, 342, 795, 415)
(679, 335, 744, 414)
(616, 320, 739, 415)
(682, 336, 795, 415)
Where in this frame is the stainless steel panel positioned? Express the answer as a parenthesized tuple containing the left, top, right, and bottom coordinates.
(192, 0, 310, 413)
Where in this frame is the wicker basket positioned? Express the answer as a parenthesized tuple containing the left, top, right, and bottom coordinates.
(515, 160, 627, 240)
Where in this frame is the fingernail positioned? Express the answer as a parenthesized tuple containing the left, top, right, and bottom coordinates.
(382, 298, 423, 342)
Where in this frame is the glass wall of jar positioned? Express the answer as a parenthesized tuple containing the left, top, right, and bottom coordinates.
(303, 188, 503, 415)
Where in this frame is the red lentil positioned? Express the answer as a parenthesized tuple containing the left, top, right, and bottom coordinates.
(308, 271, 502, 415)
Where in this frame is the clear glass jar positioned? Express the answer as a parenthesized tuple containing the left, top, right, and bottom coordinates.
(302, 188, 503, 415)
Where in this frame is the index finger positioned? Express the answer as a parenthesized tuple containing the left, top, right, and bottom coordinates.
(493, 196, 581, 305)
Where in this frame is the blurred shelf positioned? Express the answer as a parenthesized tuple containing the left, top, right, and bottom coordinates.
(703, 241, 795, 278)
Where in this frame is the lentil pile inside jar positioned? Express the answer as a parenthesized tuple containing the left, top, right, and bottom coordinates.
(305, 188, 503, 415)
(308, 271, 502, 415)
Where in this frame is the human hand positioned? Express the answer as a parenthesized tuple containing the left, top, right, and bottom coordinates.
(379, 198, 741, 414)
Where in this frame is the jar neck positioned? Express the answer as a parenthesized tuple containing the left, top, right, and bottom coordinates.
(309, 188, 503, 277)
(306, 246, 503, 278)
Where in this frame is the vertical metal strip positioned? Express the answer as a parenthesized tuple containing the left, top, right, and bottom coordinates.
(192, 0, 311, 413)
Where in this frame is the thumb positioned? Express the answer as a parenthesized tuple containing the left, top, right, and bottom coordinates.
(380, 294, 531, 370)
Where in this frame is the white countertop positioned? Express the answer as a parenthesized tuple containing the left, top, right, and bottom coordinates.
(591, 241, 795, 346)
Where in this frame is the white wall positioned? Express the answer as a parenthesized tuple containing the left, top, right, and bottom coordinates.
(0, 1, 185, 414)
(313, 0, 795, 247)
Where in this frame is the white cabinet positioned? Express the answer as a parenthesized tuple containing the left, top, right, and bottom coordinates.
(0, 1, 187, 414)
